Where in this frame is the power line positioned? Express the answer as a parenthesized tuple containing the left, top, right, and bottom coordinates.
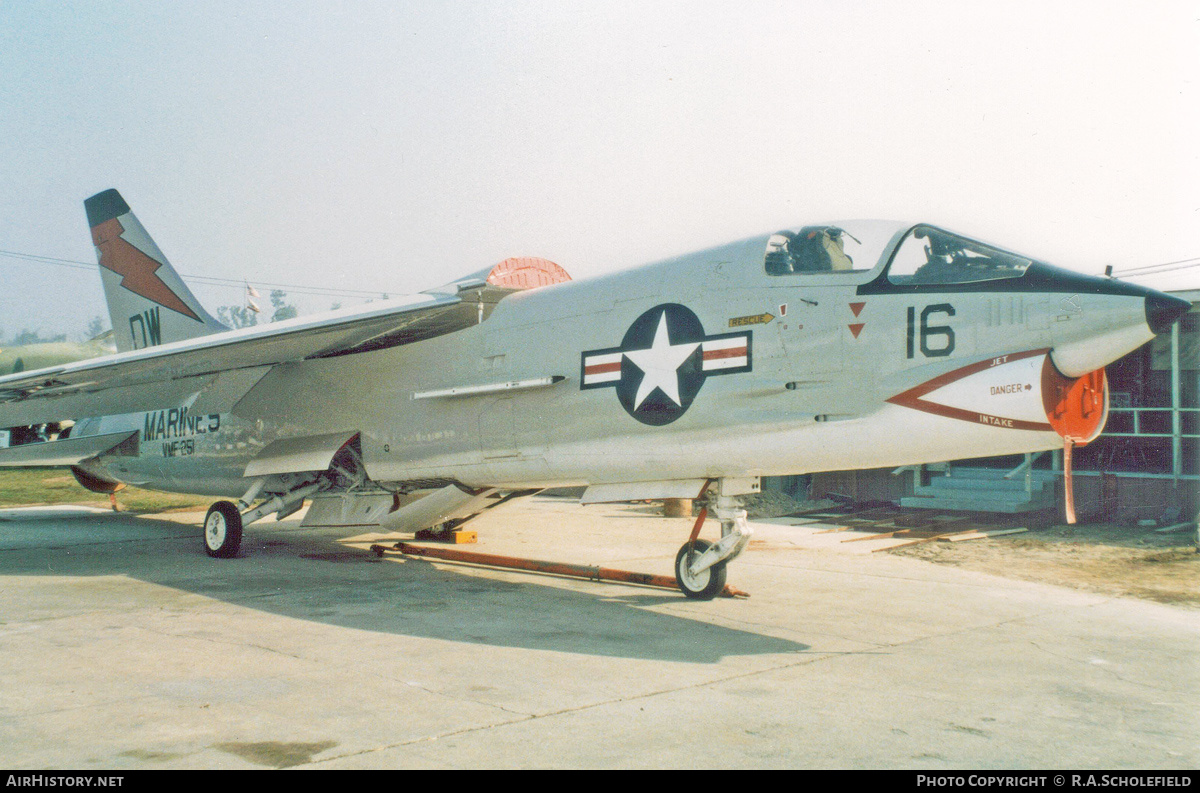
(9, 242, 1195, 290)
(0, 250, 95, 272)
(1117, 255, 1200, 271)
(1111, 257, 1200, 275)
(1111, 261, 1200, 278)
(0, 248, 401, 300)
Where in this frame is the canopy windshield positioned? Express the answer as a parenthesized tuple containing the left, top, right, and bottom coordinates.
(886, 226, 1033, 286)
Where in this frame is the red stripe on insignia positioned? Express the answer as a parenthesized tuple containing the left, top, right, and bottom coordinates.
(585, 362, 622, 375)
(703, 347, 746, 360)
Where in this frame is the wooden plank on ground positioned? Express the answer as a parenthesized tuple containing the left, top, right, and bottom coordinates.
(870, 529, 979, 551)
(842, 529, 913, 542)
(940, 527, 1028, 542)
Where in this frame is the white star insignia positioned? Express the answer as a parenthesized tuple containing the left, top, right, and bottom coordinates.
(623, 312, 700, 410)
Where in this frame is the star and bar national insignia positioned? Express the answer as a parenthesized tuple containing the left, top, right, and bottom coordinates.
(580, 303, 752, 425)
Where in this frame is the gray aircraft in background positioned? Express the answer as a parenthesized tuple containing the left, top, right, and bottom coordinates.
(0, 189, 1188, 598)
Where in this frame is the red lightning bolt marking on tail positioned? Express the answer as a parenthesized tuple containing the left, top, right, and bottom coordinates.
(91, 218, 201, 321)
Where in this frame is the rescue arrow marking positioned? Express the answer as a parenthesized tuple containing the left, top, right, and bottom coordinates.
(728, 312, 775, 328)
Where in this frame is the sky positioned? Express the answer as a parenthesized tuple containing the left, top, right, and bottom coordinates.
(0, 0, 1197, 339)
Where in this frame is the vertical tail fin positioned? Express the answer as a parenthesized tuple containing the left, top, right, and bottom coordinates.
(85, 189, 227, 352)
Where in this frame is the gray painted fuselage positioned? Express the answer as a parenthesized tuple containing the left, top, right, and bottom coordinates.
(72, 228, 1173, 497)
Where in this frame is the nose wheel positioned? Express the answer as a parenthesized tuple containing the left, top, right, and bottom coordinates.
(675, 539, 728, 599)
(672, 478, 755, 600)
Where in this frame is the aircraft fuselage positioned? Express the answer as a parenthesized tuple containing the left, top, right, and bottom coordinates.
(71, 224, 1183, 497)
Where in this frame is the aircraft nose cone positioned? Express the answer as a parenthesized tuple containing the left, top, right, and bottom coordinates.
(1145, 292, 1192, 335)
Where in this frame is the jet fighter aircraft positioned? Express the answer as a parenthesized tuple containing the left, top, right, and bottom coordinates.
(0, 190, 1189, 598)
(0, 334, 115, 377)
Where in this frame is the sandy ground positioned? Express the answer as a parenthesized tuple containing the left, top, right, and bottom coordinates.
(740, 488, 1200, 608)
(891, 520, 1200, 608)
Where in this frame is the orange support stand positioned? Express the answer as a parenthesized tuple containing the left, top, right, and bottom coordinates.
(687, 478, 714, 545)
(1063, 437, 1076, 525)
(1043, 364, 1108, 525)
(369, 479, 753, 598)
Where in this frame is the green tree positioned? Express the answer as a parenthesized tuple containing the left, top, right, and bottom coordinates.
(217, 305, 259, 329)
(12, 329, 66, 344)
(270, 290, 298, 322)
(85, 316, 109, 340)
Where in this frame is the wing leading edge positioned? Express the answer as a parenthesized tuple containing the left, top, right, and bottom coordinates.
(0, 290, 474, 427)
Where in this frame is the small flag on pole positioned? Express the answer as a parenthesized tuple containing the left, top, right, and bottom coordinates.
(245, 283, 261, 312)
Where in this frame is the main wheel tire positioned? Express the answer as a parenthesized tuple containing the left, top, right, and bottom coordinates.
(204, 501, 243, 558)
(675, 538, 727, 600)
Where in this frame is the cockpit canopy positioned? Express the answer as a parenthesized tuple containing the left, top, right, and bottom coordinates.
(887, 225, 1033, 286)
(763, 221, 1039, 286)
(765, 226, 867, 274)
(764, 220, 907, 276)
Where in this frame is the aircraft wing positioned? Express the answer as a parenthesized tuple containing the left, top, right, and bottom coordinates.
(0, 289, 481, 428)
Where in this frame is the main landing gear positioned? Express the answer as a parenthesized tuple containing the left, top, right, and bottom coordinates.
(673, 479, 755, 600)
(203, 478, 323, 558)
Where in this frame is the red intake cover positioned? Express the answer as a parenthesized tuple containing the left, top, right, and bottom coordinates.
(1041, 361, 1108, 445)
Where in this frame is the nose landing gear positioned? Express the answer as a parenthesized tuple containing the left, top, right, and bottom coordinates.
(675, 538, 727, 599)
(674, 478, 756, 600)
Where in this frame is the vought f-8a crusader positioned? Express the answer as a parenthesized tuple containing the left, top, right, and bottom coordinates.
(0, 190, 1188, 598)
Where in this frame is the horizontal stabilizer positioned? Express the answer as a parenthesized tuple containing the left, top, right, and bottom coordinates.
(0, 431, 136, 468)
